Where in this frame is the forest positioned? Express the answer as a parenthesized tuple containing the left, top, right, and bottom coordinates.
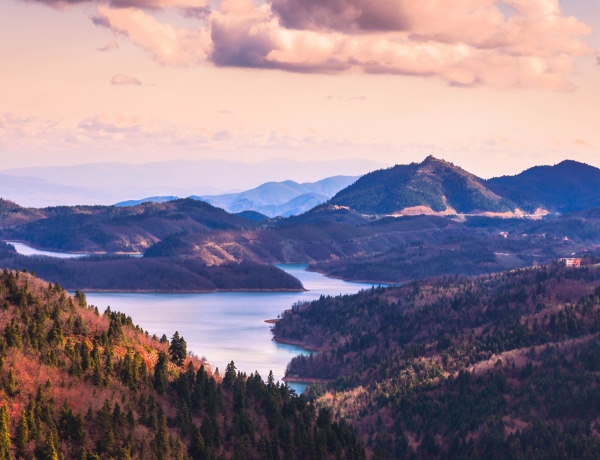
(0, 242, 303, 292)
(273, 259, 600, 458)
(0, 269, 363, 459)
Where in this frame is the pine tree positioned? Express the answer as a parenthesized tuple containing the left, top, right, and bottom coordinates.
(224, 361, 237, 387)
(169, 331, 187, 366)
(153, 352, 169, 395)
(0, 405, 12, 460)
(151, 410, 170, 459)
(16, 409, 29, 457)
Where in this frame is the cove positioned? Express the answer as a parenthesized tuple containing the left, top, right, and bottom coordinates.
(5, 241, 378, 394)
(85, 265, 377, 394)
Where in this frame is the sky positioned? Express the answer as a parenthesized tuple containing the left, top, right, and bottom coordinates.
(1, 0, 599, 179)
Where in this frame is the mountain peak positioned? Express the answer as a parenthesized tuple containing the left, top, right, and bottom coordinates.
(329, 157, 515, 215)
(421, 155, 447, 165)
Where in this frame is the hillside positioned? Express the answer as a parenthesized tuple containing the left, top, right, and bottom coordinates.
(273, 261, 600, 458)
(0, 242, 303, 292)
(2, 199, 255, 254)
(0, 269, 364, 459)
(487, 160, 600, 213)
(4, 158, 600, 290)
(0, 199, 45, 229)
(327, 156, 519, 216)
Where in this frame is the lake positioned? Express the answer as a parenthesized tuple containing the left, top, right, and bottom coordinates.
(85, 265, 376, 394)
(7, 242, 377, 393)
(6, 241, 91, 258)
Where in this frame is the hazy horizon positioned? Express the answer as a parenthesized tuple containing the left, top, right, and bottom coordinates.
(0, 154, 595, 209)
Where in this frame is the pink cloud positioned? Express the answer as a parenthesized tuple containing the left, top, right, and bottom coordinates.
(78, 115, 142, 134)
(271, 0, 410, 32)
(97, 40, 120, 52)
(81, 0, 599, 88)
(93, 6, 210, 65)
(110, 74, 143, 85)
(574, 139, 594, 149)
(26, 0, 208, 9)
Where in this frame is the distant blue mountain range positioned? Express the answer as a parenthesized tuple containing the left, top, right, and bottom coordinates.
(114, 175, 359, 217)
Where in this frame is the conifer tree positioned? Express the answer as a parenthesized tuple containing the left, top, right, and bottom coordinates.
(0, 404, 12, 460)
(169, 331, 187, 366)
(153, 352, 169, 395)
(16, 409, 29, 457)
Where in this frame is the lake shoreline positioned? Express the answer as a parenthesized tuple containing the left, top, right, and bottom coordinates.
(272, 335, 320, 351)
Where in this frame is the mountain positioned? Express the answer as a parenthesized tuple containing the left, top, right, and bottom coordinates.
(274, 261, 600, 458)
(6, 157, 600, 290)
(2, 198, 254, 254)
(0, 243, 303, 292)
(194, 175, 359, 217)
(0, 198, 45, 228)
(0, 269, 363, 459)
(0, 159, 380, 207)
(327, 156, 519, 216)
(487, 159, 600, 213)
(114, 196, 180, 207)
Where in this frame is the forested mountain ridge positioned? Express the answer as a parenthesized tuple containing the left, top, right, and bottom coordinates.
(1, 198, 255, 254)
(487, 159, 600, 213)
(326, 156, 520, 216)
(0, 242, 303, 292)
(274, 260, 600, 458)
(0, 268, 364, 459)
(3, 158, 600, 290)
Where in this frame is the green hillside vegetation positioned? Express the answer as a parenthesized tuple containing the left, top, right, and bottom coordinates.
(0, 269, 364, 459)
(274, 261, 600, 458)
(327, 156, 516, 215)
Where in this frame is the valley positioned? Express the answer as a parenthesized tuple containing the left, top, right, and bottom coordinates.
(3, 157, 600, 290)
(1, 157, 600, 458)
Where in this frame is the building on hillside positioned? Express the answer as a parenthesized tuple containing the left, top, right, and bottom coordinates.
(561, 258, 581, 267)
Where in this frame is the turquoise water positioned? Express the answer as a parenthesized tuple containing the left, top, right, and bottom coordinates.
(8, 242, 378, 393)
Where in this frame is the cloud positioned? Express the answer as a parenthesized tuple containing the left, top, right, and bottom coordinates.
(78, 114, 142, 134)
(0, 113, 65, 150)
(271, 0, 410, 32)
(35, 0, 597, 89)
(110, 74, 143, 85)
(97, 40, 120, 52)
(93, 6, 210, 65)
(574, 139, 594, 149)
(212, 130, 232, 141)
(28, 0, 208, 9)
